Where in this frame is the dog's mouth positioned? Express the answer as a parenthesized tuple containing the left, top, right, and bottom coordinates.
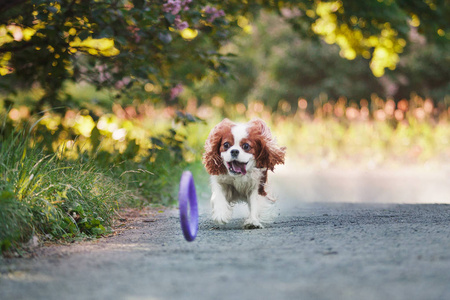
(226, 160, 248, 175)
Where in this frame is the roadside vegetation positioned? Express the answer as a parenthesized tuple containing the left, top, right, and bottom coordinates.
(1, 89, 449, 255)
(1, 1, 448, 255)
(0, 123, 125, 254)
(0, 108, 202, 254)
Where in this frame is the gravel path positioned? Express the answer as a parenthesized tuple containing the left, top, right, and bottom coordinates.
(1, 167, 450, 300)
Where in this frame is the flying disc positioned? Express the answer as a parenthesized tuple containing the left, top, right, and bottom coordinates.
(178, 171, 198, 242)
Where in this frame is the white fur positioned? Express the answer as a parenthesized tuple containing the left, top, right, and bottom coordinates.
(220, 123, 253, 165)
(210, 123, 275, 229)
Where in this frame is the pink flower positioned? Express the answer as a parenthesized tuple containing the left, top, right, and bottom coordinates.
(176, 21, 189, 30)
(170, 84, 184, 100)
(174, 15, 189, 30)
(114, 77, 131, 89)
(163, 0, 181, 15)
(182, 0, 192, 11)
(163, 0, 191, 30)
(163, 0, 191, 15)
(203, 5, 225, 23)
(203, 5, 214, 14)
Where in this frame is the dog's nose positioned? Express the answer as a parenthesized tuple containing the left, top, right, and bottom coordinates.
(231, 149, 239, 158)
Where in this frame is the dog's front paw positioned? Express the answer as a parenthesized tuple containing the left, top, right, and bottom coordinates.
(211, 207, 232, 225)
(243, 219, 264, 229)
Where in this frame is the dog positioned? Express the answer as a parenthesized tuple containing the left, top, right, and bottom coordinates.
(202, 118, 286, 228)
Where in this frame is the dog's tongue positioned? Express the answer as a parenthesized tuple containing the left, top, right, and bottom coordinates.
(231, 161, 247, 175)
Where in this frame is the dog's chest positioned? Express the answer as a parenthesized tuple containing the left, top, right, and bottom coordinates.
(216, 171, 261, 197)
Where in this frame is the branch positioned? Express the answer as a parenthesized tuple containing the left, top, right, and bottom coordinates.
(0, 41, 34, 54)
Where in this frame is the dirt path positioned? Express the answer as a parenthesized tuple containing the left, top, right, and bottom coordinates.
(1, 167, 450, 300)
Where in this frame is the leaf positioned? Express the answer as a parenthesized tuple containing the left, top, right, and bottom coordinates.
(78, 30, 90, 41)
(158, 32, 172, 44)
(1, 239, 12, 252)
(176, 111, 185, 119)
(164, 13, 176, 24)
(151, 137, 164, 147)
(90, 218, 101, 226)
(186, 113, 196, 122)
(99, 27, 114, 38)
(133, 0, 145, 9)
(47, 6, 58, 14)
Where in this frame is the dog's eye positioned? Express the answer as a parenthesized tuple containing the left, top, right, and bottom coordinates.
(223, 142, 230, 150)
(242, 143, 251, 151)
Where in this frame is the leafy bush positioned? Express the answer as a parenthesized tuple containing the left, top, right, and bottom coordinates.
(114, 128, 194, 205)
(0, 121, 129, 253)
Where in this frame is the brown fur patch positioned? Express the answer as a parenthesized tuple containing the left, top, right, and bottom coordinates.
(247, 119, 286, 171)
(202, 119, 236, 175)
(258, 169, 268, 196)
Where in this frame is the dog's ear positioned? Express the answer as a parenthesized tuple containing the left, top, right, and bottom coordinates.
(249, 118, 286, 171)
(202, 119, 234, 175)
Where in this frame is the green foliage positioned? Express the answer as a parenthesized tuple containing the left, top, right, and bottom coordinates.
(0, 187, 31, 252)
(119, 114, 206, 205)
(115, 129, 192, 206)
(0, 0, 235, 110)
(0, 0, 448, 110)
(195, 13, 382, 110)
(390, 42, 450, 101)
(192, 12, 449, 111)
(0, 104, 206, 253)
(0, 120, 128, 253)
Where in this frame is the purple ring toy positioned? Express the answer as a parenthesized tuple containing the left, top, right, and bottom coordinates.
(178, 171, 198, 242)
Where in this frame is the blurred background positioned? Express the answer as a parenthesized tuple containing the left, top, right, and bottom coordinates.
(0, 1, 449, 251)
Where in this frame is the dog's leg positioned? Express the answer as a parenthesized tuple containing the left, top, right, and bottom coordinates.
(210, 178, 232, 225)
(243, 192, 266, 229)
(244, 190, 276, 229)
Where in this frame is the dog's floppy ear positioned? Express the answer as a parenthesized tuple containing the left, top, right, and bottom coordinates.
(249, 118, 286, 171)
(202, 119, 234, 175)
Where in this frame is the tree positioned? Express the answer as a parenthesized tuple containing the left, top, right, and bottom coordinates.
(192, 10, 449, 111)
(0, 0, 448, 110)
(0, 0, 235, 110)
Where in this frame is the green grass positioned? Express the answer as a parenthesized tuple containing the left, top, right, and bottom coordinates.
(0, 125, 130, 254)
(0, 115, 204, 254)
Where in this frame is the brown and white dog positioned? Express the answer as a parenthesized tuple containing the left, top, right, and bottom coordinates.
(202, 118, 286, 228)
